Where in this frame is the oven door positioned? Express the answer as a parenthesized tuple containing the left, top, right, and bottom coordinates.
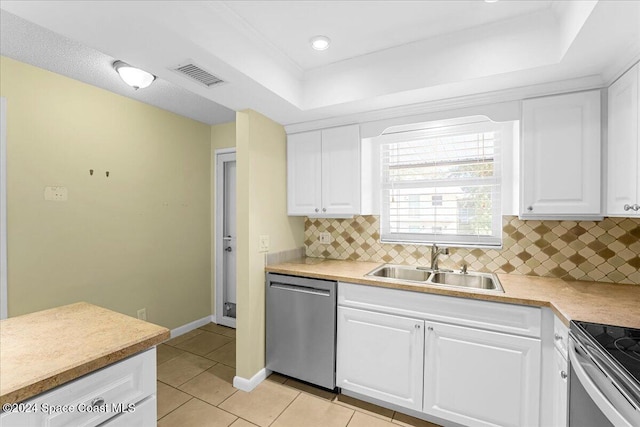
(568, 336, 640, 427)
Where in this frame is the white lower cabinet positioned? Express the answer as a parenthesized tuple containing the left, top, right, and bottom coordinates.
(423, 321, 541, 427)
(0, 348, 156, 427)
(337, 282, 543, 427)
(551, 348, 569, 427)
(336, 306, 424, 411)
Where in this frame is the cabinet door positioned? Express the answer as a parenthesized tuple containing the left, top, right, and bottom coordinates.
(321, 125, 361, 215)
(337, 306, 424, 411)
(521, 91, 601, 218)
(287, 131, 322, 215)
(607, 63, 640, 216)
(552, 349, 569, 427)
(423, 321, 541, 427)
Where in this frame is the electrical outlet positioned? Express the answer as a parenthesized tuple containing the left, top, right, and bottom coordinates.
(137, 308, 147, 321)
(259, 235, 270, 253)
(319, 232, 332, 244)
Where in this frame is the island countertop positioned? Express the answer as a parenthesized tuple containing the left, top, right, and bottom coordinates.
(0, 302, 170, 405)
(265, 258, 640, 329)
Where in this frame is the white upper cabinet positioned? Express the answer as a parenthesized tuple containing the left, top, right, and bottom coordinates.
(520, 90, 602, 219)
(287, 124, 361, 216)
(607, 62, 640, 217)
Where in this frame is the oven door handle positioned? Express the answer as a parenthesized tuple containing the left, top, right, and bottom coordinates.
(569, 338, 639, 427)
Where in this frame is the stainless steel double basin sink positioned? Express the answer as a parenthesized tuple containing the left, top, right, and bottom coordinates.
(365, 264, 504, 292)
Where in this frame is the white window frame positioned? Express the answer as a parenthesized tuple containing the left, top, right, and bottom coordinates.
(377, 117, 510, 248)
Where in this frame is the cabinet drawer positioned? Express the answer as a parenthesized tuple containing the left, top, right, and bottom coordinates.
(101, 395, 156, 427)
(0, 348, 155, 427)
(339, 282, 541, 338)
(553, 316, 569, 356)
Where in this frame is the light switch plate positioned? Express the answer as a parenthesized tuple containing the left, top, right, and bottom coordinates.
(259, 235, 270, 253)
(319, 232, 332, 244)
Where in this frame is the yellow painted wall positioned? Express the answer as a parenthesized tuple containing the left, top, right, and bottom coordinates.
(210, 122, 236, 315)
(0, 56, 212, 328)
(235, 110, 305, 379)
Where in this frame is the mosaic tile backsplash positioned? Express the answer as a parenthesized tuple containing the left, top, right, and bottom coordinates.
(304, 215, 640, 285)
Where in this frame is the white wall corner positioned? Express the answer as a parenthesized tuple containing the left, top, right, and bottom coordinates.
(170, 315, 215, 339)
(233, 368, 271, 392)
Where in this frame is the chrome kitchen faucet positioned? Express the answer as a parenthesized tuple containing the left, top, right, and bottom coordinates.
(430, 244, 450, 271)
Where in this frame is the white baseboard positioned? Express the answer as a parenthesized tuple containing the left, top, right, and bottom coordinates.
(233, 368, 271, 392)
(170, 315, 214, 339)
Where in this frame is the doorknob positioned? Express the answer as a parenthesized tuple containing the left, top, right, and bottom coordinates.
(225, 247, 232, 252)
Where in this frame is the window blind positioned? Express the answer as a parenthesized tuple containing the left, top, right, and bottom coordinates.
(380, 121, 502, 248)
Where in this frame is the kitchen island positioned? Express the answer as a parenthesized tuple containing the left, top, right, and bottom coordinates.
(0, 301, 169, 423)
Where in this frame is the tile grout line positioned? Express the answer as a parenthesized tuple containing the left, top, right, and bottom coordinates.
(157, 395, 194, 422)
(266, 390, 302, 427)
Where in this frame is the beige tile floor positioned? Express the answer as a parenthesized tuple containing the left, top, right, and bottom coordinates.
(157, 323, 441, 427)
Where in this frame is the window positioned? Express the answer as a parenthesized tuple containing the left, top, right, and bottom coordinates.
(379, 118, 505, 248)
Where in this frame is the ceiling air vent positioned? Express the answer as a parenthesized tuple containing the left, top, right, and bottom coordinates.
(172, 63, 224, 87)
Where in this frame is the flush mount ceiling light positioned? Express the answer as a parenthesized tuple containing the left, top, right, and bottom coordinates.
(310, 35, 331, 51)
(484, 0, 499, 3)
(113, 60, 155, 90)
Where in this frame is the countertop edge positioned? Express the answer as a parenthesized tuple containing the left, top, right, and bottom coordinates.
(265, 259, 640, 329)
(0, 328, 169, 405)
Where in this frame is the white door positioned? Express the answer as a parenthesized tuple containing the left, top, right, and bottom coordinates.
(336, 306, 424, 411)
(521, 91, 601, 217)
(215, 151, 236, 328)
(607, 63, 639, 216)
(423, 321, 541, 427)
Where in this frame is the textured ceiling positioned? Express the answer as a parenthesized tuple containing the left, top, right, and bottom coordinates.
(1, 1, 638, 127)
(0, 11, 236, 125)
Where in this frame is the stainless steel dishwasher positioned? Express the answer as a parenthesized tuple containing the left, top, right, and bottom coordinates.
(266, 273, 337, 390)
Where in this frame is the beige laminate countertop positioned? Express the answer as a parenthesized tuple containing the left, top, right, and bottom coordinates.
(0, 302, 170, 405)
(265, 258, 640, 329)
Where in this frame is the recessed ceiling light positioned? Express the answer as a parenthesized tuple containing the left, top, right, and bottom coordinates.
(310, 35, 331, 51)
(113, 60, 156, 90)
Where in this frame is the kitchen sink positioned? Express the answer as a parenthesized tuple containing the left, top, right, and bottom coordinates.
(365, 264, 503, 292)
(366, 264, 432, 282)
(429, 271, 503, 291)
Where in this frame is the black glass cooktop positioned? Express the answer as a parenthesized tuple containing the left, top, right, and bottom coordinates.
(572, 320, 640, 385)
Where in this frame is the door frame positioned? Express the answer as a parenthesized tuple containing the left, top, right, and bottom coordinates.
(214, 148, 236, 328)
(1, 97, 7, 320)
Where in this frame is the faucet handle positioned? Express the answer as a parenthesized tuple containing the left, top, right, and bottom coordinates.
(460, 264, 468, 274)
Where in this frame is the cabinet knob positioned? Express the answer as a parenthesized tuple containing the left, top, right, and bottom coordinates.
(624, 204, 632, 211)
(527, 206, 533, 211)
(427, 326, 434, 331)
(322, 208, 327, 212)
(560, 371, 568, 380)
(554, 333, 563, 341)
(634, 204, 640, 211)
(315, 208, 319, 213)
(415, 324, 421, 329)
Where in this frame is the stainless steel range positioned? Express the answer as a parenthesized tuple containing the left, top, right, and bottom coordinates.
(569, 320, 640, 427)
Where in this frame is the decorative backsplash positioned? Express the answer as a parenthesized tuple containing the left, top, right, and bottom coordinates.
(304, 215, 640, 285)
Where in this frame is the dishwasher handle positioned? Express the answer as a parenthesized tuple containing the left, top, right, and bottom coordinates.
(269, 282, 330, 296)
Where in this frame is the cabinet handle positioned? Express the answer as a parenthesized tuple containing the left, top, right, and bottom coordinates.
(554, 333, 563, 341)
(624, 204, 632, 211)
(91, 397, 105, 407)
(315, 208, 319, 213)
(527, 206, 533, 211)
(560, 371, 568, 380)
(634, 204, 640, 211)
